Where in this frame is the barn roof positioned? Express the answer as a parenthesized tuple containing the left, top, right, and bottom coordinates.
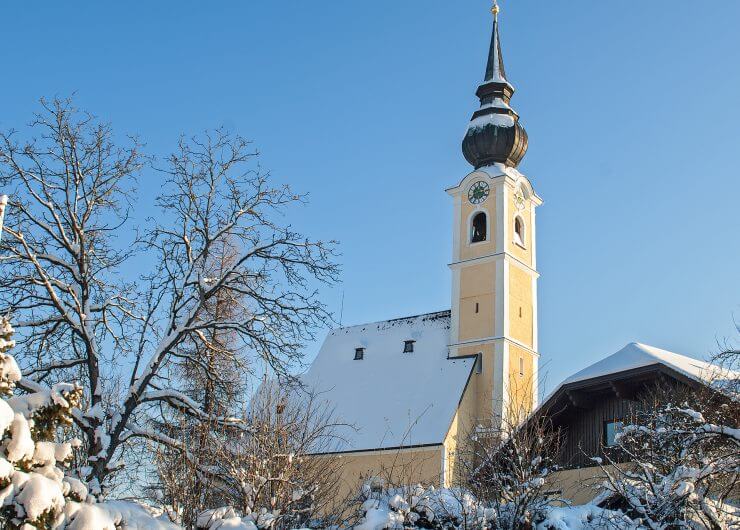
(539, 342, 737, 415)
(561, 342, 724, 387)
(301, 310, 475, 453)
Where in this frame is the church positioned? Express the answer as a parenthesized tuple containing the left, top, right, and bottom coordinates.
(302, 3, 539, 491)
(301, 4, 725, 499)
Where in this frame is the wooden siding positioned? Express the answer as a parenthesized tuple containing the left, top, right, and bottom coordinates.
(554, 391, 636, 468)
(549, 376, 693, 469)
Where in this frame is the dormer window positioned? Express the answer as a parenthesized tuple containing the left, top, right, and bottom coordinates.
(513, 215, 525, 247)
(403, 340, 415, 353)
(354, 348, 365, 360)
(471, 212, 487, 243)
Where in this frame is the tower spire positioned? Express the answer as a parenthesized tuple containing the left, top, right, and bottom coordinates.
(484, 0, 508, 85)
(462, 1, 528, 169)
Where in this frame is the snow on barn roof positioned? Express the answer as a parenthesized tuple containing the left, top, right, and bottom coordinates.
(301, 310, 475, 453)
(560, 342, 724, 387)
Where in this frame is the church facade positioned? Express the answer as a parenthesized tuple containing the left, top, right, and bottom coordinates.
(302, 5, 541, 493)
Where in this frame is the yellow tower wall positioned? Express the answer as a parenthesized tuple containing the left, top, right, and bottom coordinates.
(508, 264, 534, 348)
(508, 343, 536, 417)
(459, 262, 496, 341)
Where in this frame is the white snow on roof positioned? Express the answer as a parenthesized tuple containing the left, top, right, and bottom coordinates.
(561, 342, 723, 386)
(540, 343, 738, 409)
(301, 311, 474, 453)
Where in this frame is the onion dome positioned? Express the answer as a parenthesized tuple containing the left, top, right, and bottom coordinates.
(462, 2, 528, 169)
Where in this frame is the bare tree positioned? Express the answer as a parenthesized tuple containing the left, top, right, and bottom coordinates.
(462, 418, 563, 529)
(188, 382, 349, 530)
(711, 322, 739, 398)
(150, 236, 248, 516)
(0, 98, 339, 493)
(452, 384, 565, 530)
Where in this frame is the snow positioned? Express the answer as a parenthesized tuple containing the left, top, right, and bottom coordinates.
(467, 112, 515, 130)
(8, 381, 79, 419)
(0, 352, 20, 392)
(32, 441, 73, 466)
(537, 504, 631, 530)
(14, 472, 66, 521)
(6, 413, 35, 462)
(0, 458, 13, 481)
(476, 162, 525, 181)
(352, 486, 631, 530)
(64, 500, 180, 530)
(0, 399, 14, 434)
(300, 311, 475, 452)
(548, 342, 738, 399)
(198, 507, 259, 530)
(479, 98, 512, 111)
(0, 195, 7, 238)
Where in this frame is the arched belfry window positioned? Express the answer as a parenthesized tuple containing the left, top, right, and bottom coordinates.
(471, 212, 487, 243)
(514, 216, 525, 247)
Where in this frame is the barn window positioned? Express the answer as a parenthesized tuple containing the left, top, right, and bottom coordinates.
(471, 212, 487, 243)
(604, 420, 625, 447)
(403, 340, 415, 353)
(354, 347, 365, 360)
(513, 216, 525, 247)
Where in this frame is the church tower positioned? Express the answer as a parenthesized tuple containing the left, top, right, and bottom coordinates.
(447, 3, 541, 425)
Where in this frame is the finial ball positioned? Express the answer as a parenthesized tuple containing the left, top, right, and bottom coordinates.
(491, 2, 500, 16)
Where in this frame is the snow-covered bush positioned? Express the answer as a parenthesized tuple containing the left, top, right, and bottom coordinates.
(0, 317, 177, 529)
(346, 483, 629, 530)
(595, 391, 740, 529)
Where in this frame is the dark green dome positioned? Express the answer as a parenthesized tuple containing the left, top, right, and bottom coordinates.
(462, 7, 528, 169)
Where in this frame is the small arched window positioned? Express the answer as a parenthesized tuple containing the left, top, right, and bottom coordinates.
(513, 216, 525, 247)
(471, 212, 487, 243)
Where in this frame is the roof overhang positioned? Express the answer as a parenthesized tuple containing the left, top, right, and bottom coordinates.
(536, 362, 706, 422)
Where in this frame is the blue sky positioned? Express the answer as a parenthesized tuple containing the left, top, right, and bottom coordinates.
(2, 1, 739, 394)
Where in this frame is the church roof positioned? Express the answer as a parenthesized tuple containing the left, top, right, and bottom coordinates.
(301, 310, 475, 453)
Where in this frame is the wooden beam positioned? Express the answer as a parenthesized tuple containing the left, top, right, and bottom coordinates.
(610, 380, 637, 400)
(566, 389, 593, 409)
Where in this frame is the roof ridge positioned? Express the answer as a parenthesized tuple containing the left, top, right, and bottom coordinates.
(333, 309, 451, 332)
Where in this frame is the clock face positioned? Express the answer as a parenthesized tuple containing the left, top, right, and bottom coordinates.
(468, 181, 490, 205)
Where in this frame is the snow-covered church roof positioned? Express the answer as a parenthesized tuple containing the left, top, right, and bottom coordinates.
(301, 310, 475, 453)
